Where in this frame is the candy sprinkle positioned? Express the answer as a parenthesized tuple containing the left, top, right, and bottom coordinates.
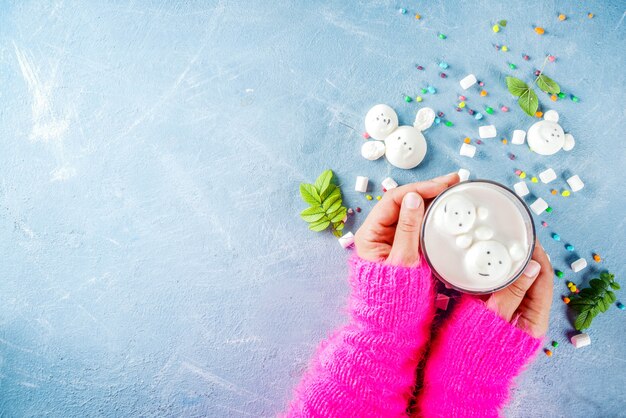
(362, 132, 370, 139)
(531, 177, 538, 183)
(399, 8, 407, 14)
(546, 206, 553, 213)
(501, 106, 509, 112)
(493, 24, 500, 33)
(565, 244, 575, 251)
(439, 61, 449, 69)
(551, 189, 558, 195)
(588, 13, 594, 19)
(356, 207, 362, 213)
(404, 95, 412, 103)
(480, 90, 488, 97)
(459, 101, 466, 108)
(617, 302, 625, 310)
(416, 96, 423, 102)
(438, 33, 447, 39)
(555, 270, 564, 278)
(558, 14, 566, 21)
(445, 120, 454, 127)
(552, 233, 561, 241)
(501, 138, 508, 144)
(416, 65, 425, 71)
(551, 95, 558, 101)
(545, 349, 553, 357)
(548, 55, 556, 62)
(365, 194, 373, 201)
(509, 63, 517, 70)
(501, 45, 509, 52)
(535, 111, 544, 118)
(523, 54, 530, 60)
(415, 13, 421, 20)
(519, 171, 527, 179)
(485, 106, 494, 114)
(464, 137, 471, 144)
(552, 341, 559, 348)
(376, 195, 382, 201)
(593, 253, 601, 262)
(535, 27, 545, 35)
(541, 221, 548, 227)
(571, 95, 580, 102)
(563, 297, 570, 304)
(562, 190, 571, 197)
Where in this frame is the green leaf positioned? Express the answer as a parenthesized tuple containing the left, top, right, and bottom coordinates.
(506, 76, 529, 97)
(579, 288, 599, 298)
(598, 296, 610, 313)
(575, 309, 596, 330)
(607, 290, 617, 303)
(314, 170, 333, 196)
(590, 279, 606, 291)
(536, 74, 561, 94)
(518, 89, 539, 116)
(308, 218, 330, 232)
(610, 282, 621, 290)
(332, 229, 343, 238)
(300, 206, 325, 223)
(300, 183, 321, 206)
(333, 221, 345, 231)
(499, 19, 507, 27)
(322, 189, 342, 211)
(330, 207, 347, 223)
(320, 184, 338, 201)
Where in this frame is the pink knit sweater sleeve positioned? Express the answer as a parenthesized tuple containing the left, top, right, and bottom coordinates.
(416, 296, 542, 418)
(284, 255, 436, 418)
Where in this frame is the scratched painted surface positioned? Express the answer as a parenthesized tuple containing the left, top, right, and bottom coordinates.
(0, 1, 624, 416)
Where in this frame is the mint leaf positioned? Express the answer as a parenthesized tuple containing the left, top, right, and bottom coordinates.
(607, 290, 617, 303)
(536, 74, 561, 94)
(322, 188, 341, 211)
(598, 296, 610, 313)
(590, 279, 605, 290)
(300, 183, 321, 206)
(300, 206, 325, 223)
(575, 309, 596, 330)
(320, 184, 337, 201)
(308, 218, 330, 232)
(518, 89, 539, 116)
(610, 282, 621, 290)
(332, 229, 343, 238)
(329, 207, 347, 223)
(333, 221, 345, 232)
(506, 76, 529, 97)
(315, 169, 333, 196)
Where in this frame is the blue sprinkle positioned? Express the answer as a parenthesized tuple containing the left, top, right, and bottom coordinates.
(428, 86, 437, 94)
(399, 8, 407, 14)
(552, 233, 561, 241)
(474, 112, 484, 120)
(439, 61, 449, 69)
(617, 302, 625, 310)
(565, 244, 574, 251)
(434, 117, 441, 124)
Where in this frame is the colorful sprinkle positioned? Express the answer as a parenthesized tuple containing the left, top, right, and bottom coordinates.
(493, 24, 500, 33)
(571, 95, 580, 102)
(485, 106, 494, 114)
(501, 45, 509, 52)
(551, 95, 558, 101)
(593, 253, 601, 262)
(480, 90, 488, 97)
(562, 190, 571, 197)
(404, 95, 413, 102)
(501, 138, 508, 144)
(534, 27, 545, 35)
(399, 8, 407, 14)
(438, 33, 447, 39)
(523, 54, 530, 61)
(617, 302, 625, 310)
(415, 13, 421, 20)
(356, 207, 361, 213)
(548, 55, 556, 62)
(501, 106, 509, 112)
(509, 63, 517, 70)
(551, 189, 558, 195)
(565, 244, 575, 251)
(416, 96, 423, 102)
(428, 86, 437, 94)
(541, 221, 548, 227)
(558, 14, 566, 21)
(555, 270, 564, 278)
(552, 233, 561, 241)
(535, 111, 543, 118)
(459, 101, 466, 108)
(588, 13, 594, 19)
(475, 112, 484, 120)
(545, 349, 553, 357)
(445, 120, 454, 127)
(440, 72, 447, 78)
(546, 206, 553, 213)
(459, 95, 467, 101)
(563, 297, 570, 304)
(439, 61, 449, 69)
(464, 137, 471, 144)
(365, 194, 373, 200)
(416, 65, 425, 71)
(552, 341, 559, 347)
(376, 195, 382, 201)
(531, 177, 538, 183)
(362, 132, 370, 139)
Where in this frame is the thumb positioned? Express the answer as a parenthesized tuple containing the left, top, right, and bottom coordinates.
(486, 259, 541, 322)
(386, 192, 425, 266)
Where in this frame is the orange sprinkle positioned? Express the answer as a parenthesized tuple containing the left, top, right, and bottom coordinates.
(501, 138, 508, 144)
(480, 90, 488, 97)
(550, 95, 557, 101)
(545, 349, 553, 357)
(588, 13, 594, 19)
(415, 13, 421, 20)
(535, 111, 543, 118)
(558, 14, 566, 21)
(535, 27, 545, 35)
(464, 137, 471, 144)
(593, 254, 602, 262)
(551, 189, 557, 195)
(563, 297, 570, 304)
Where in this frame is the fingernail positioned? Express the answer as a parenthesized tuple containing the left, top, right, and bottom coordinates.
(523, 260, 541, 278)
(404, 192, 421, 209)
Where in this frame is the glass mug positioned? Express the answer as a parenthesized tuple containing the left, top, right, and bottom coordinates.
(421, 180, 536, 294)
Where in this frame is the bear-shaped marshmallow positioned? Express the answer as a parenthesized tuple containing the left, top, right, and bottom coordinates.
(526, 110, 575, 156)
(464, 240, 523, 283)
(361, 105, 435, 169)
(435, 194, 490, 249)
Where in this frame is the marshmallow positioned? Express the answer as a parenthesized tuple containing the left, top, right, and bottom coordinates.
(361, 141, 385, 160)
(435, 294, 450, 310)
(459, 74, 477, 90)
(513, 181, 530, 197)
(382, 177, 398, 191)
(571, 257, 588, 273)
(478, 125, 497, 139)
(458, 168, 470, 182)
(539, 168, 557, 184)
(474, 226, 494, 240)
(355, 176, 369, 193)
(460, 143, 476, 158)
(511, 130, 526, 145)
(570, 333, 591, 349)
(456, 234, 473, 249)
(567, 175, 584, 192)
(530, 198, 548, 215)
(338, 232, 355, 249)
(477, 207, 489, 220)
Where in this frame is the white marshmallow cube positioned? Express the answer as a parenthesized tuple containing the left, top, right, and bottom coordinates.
(381, 177, 398, 191)
(513, 181, 530, 197)
(567, 175, 585, 192)
(530, 198, 548, 215)
(539, 168, 557, 184)
(458, 168, 470, 182)
(460, 143, 476, 158)
(338, 232, 355, 249)
(459, 74, 477, 90)
(478, 125, 497, 139)
(571, 257, 588, 273)
(355, 176, 369, 193)
(435, 294, 450, 310)
(570, 333, 591, 348)
(511, 130, 526, 145)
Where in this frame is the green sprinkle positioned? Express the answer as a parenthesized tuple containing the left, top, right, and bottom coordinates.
(552, 341, 559, 348)
(404, 95, 413, 103)
(421, 88, 428, 94)
(555, 270, 564, 278)
(499, 20, 508, 27)
(546, 206, 553, 213)
(558, 92, 566, 98)
(445, 120, 453, 127)
(438, 33, 447, 39)
(509, 63, 517, 70)
(485, 106, 494, 114)
(571, 95, 580, 102)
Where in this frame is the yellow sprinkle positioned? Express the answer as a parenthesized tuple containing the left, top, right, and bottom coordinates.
(416, 96, 423, 102)
(558, 14, 566, 21)
(588, 13, 594, 19)
(501, 45, 509, 52)
(480, 90, 488, 97)
(376, 195, 382, 201)
(459, 101, 466, 108)
(366, 195, 373, 200)
(531, 177, 538, 183)
(562, 190, 571, 197)
(415, 13, 421, 19)
(492, 24, 500, 33)
(501, 138, 508, 144)
(520, 172, 527, 179)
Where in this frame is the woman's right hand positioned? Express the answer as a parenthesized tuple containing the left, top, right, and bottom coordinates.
(483, 240, 554, 338)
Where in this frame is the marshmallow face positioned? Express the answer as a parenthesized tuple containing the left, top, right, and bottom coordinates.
(384, 126, 427, 169)
(526, 111, 573, 156)
(437, 195, 477, 235)
(464, 240, 513, 283)
(365, 104, 399, 140)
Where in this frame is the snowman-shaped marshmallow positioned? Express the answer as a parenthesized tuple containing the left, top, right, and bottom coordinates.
(361, 105, 435, 169)
(435, 194, 489, 249)
(526, 110, 575, 156)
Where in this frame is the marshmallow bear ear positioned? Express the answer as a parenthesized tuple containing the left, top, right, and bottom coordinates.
(509, 242, 525, 262)
(361, 140, 386, 160)
(544, 110, 559, 122)
(563, 133, 575, 151)
(414, 107, 436, 131)
(477, 207, 489, 220)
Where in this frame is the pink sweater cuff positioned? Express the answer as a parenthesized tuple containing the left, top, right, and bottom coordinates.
(348, 255, 435, 335)
(418, 296, 542, 418)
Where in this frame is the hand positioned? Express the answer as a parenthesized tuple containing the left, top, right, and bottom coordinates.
(483, 241, 554, 338)
(354, 173, 460, 266)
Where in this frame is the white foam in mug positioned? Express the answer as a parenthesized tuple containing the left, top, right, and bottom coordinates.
(421, 180, 535, 294)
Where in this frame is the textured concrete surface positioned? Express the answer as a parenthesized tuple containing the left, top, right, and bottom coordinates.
(0, 1, 624, 417)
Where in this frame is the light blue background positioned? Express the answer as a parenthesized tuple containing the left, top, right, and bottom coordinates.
(1, 1, 625, 417)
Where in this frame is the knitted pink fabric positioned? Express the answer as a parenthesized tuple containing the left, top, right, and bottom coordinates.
(416, 296, 542, 417)
(284, 255, 436, 417)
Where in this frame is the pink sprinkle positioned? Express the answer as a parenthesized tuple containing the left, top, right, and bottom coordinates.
(541, 221, 548, 227)
(476, 140, 483, 145)
(382, 187, 387, 193)
(363, 132, 370, 139)
(523, 54, 530, 61)
(508, 153, 516, 160)
(495, 44, 501, 50)
(479, 81, 485, 87)
(459, 95, 467, 101)
(456, 107, 462, 112)
(515, 169, 522, 175)
(548, 55, 556, 62)
(501, 106, 509, 112)
(440, 72, 447, 78)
